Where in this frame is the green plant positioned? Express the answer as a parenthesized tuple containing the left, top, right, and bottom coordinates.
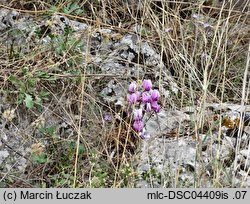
(49, 26, 84, 56)
(31, 152, 48, 164)
(62, 3, 85, 15)
(38, 126, 56, 137)
(8, 69, 51, 110)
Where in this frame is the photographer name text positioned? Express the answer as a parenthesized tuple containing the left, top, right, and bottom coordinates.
(3, 190, 92, 201)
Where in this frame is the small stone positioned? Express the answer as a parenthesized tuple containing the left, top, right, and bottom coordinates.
(0, 150, 9, 165)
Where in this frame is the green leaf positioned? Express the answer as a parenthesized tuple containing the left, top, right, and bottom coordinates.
(39, 90, 50, 101)
(8, 75, 19, 85)
(46, 126, 56, 136)
(24, 94, 34, 109)
(31, 153, 48, 164)
(62, 3, 83, 15)
(35, 71, 50, 78)
(0, 181, 6, 188)
(78, 144, 85, 154)
(35, 96, 42, 106)
(62, 5, 70, 14)
(38, 126, 56, 136)
(70, 3, 82, 15)
(48, 5, 57, 14)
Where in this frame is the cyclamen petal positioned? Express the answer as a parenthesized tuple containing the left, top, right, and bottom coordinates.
(133, 108, 143, 121)
(133, 120, 144, 132)
(142, 79, 152, 91)
(151, 89, 160, 101)
(151, 101, 160, 113)
(154, 105, 160, 113)
(142, 92, 152, 103)
(128, 82, 137, 93)
(135, 91, 141, 102)
(145, 102, 151, 112)
(127, 93, 137, 104)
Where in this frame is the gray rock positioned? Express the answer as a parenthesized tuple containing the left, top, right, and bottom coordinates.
(117, 34, 161, 66)
(100, 80, 126, 107)
(235, 170, 250, 187)
(135, 110, 198, 187)
(239, 150, 250, 169)
(50, 15, 88, 33)
(0, 150, 9, 165)
(135, 105, 250, 187)
(0, 9, 167, 112)
(145, 110, 190, 137)
(0, 8, 20, 31)
(240, 149, 250, 158)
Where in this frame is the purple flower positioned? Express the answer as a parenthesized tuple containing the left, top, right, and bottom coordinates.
(203, 22, 210, 28)
(151, 101, 160, 113)
(142, 79, 152, 91)
(104, 113, 112, 122)
(142, 92, 152, 103)
(145, 102, 151, 112)
(127, 93, 137, 104)
(135, 91, 141, 102)
(128, 82, 137, 93)
(151, 89, 160, 101)
(127, 80, 161, 134)
(133, 108, 143, 121)
(133, 120, 144, 132)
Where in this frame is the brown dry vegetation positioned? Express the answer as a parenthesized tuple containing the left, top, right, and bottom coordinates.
(0, 0, 249, 187)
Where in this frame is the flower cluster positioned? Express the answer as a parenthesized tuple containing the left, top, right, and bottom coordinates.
(127, 79, 160, 138)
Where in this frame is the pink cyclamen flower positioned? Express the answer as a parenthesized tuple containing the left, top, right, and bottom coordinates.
(133, 108, 143, 121)
(151, 101, 160, 113)
(127, 93, 137, 104)
(128, 82, 137, 93)
(135, 91, 141, 102)
(145, 102, 151, 112)
(142, 92, 152, 103)
(151, 89, 160, 101)
(133, 120, 144, 132)
(142, 79, 152, 91)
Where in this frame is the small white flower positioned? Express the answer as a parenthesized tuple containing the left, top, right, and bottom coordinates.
(192, 14, 199, 19)
(2, 109, 15, 122)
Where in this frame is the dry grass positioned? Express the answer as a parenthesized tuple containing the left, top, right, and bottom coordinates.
(0, 0, 249, 187)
